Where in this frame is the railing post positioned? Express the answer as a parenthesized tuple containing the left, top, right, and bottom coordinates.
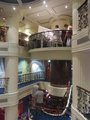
(5, 78, 9, 93)
(41, 39, 43, 48)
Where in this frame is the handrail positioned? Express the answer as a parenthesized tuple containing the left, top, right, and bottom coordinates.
(28, 30, 72, 49)
(18, 71, 45, 84)
(77, 86, 90, 94)
(78, 0, 87, 10)
(77, 85, 90, 115)
(30, 30, 70, 37)
(42, 85, 72, 116)
(0, 77, 9, 93)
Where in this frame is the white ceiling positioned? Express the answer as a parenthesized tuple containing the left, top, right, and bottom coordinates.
(0, 0, 72, 25)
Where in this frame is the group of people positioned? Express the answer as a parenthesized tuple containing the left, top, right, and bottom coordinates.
(53, 24, 72, 47)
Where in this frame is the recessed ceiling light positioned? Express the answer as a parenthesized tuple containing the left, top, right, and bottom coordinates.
(3, 17, 5, 20)
(13, 7, 16, 11)
(48, 60, 51, 63)
(65, 5, 68, 9)
(43, 1, 46, 5)
(29, 6, 31, 9)
(45, 4, 48, 8)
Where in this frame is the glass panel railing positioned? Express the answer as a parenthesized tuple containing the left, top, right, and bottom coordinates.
(28, 30, 72, 50)
(0, 77, 9, 94)
(77, 86, 90, 119)
(0, 26, 9, 42)
(78, 0, 88, 31)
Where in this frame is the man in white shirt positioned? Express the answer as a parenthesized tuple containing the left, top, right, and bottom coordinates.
(35, 90, 44, 107)
(32, 84, 39, 98)
(32, 84, 39, 107)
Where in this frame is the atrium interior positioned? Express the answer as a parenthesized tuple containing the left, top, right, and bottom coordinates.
(0, 0, 90, 120)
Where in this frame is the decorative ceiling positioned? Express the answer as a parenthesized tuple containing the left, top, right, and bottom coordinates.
(0, 0, 37, 4)
(0, 0, 72, 27)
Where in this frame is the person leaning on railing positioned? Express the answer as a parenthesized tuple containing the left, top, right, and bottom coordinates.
(66, 27, 72, 47)
(53, 25, 63, 47)
(63, 24, 72, 47)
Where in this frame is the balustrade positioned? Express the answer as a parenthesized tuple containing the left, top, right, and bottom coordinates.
(0, 26, 9, 42)
(78, 0, 88, 31)
(0, 77, 9, 94)
(18, 71, 45, 84)
(77, 86, 90, 119)
(28, 30, 72, 49)
(19, 32, 29, 47)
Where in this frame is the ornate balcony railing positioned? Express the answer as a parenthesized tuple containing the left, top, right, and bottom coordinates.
(0, 77, 9, 94)
(78, 0, 88, 31)
(0, 26, 9, 42)
(28, 30, 72, 49)
(19, 32, 29, 47)
(77, 86, 90, 118)
(18, 71, 45, 84)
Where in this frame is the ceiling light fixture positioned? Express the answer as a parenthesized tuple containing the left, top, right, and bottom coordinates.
(29, 6, 31, 9)
(43, 1, 46, 5)
(48, 60, 51, 63)
(65, 5, 68, 9)
(13, 7, 16, 11)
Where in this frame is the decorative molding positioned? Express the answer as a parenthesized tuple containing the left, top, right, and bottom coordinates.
(0, 99, 8, 103)
(0, 48, 8, 51)
(77, 36, 89, 44)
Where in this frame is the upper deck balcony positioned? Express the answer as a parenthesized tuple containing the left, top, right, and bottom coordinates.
(28, 30, 72, 60)
(28, 30, 72, 49)
(0, 27, 29, 57)
(0, 27, 28, 47)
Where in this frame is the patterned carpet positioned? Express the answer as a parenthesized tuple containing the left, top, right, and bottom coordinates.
(31, 109, 71, 120)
